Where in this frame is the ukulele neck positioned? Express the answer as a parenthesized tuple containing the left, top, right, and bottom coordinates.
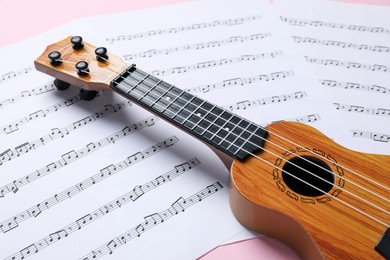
(110, 65, 267, 161)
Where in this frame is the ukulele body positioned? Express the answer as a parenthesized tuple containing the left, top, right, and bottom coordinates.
(230, 121, 390, 259)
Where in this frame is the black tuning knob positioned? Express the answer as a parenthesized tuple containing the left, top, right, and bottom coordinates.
(95, 47, 108, 62)
(79, 89, 98, 101)
(75, 61, 90, 76)
(48, 51, 62, 65)
(71, 36, 84, 50)
(54, 79, 70, 90)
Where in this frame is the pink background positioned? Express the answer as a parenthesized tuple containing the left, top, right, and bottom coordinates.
(1, 0, 388, 259)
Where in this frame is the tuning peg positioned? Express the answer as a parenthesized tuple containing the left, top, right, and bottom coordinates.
(71, 36, 84, 50)
(75, 61, 90, 76)
(48, 51, 62, 66)
(79, 89, 98, 101)
(95, 47, 108, 62)
(54, 79, 70, 90)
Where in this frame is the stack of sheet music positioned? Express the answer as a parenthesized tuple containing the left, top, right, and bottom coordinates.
(0, 0, 388, 259)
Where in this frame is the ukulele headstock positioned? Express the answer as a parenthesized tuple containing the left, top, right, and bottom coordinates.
(34, 36, 128, 94)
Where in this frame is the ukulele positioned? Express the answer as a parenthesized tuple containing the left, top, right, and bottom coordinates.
(35, 36, 389, 260)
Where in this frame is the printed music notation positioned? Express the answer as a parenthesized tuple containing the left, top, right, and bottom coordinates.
(261, 114, 321, 126)
(0, 66, 34, 84)
(320, 79, 390, 95)
(280, 16, 390, 34)
(106, 15, 262, 44)
(0, 82, 55, 109)
(0, 136, 179, 234)
(0, 94, 85, 135)
(223, 91, 307, 112)
(0, 101, 131, 166)
(334, 103, 390, 117)
(185, 70, 294, 94)
(305, 56, 390, 73)
(0, 116, 158, 198)
(352, 129, 390, 143)
(289, 113, 321, 124)
(122, 32, 272, 60)
(292, 36, 390, 53)
(80, 181, 223, 260)
(5, 158, 202, 260)
(151, 51, 283, 76)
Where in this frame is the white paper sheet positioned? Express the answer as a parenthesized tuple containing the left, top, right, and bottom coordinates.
(0, 23, 245, 260)
(275, 0, 390, 154)
(0, 0, 363, 259)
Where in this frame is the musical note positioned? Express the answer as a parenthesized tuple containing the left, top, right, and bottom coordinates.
(0, 137, 179, 233)
(5, 158, 201, 259)
(185, 70, 294, 94)
(123, 32, 271, 60)
(319, 79, 390, 95)
(305, 56, 390, 73)
(223, 91, 307, 111)
(352, 129, 390, 143)
(106, 15, 261, 44)
(280, 16, 390, 34)
(0, 116, 159, 199)
(0, 95, 84, 135)
(0, 83, 54, 109)
(334, 103, 390, 117)
(152, 51, 282, 76)
(0, 66, 34, 84)
(76, 214, 93, 230)
(79, 182, 222, 259)
(292, 35, 390, 53)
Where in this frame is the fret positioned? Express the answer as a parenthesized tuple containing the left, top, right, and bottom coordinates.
(127, 73, 151, 96)
(218, 115, 244, 149)
(176, 98, 206, 126)
(236, 124, 260, 153)
(110, 66, 268, 161)
(193, 104, 217, 135)
(237, 122, 267, 159)
(139, 79, 163, 100)
(210, 111, 235, 143)
(151, 83, 174, 106)
(161, 90, 187, 117)
(226, 120, 251, 155)
(201, 107, 225, 140)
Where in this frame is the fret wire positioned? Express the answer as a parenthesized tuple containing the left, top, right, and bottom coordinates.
(234, 124, 261, 155)
(139, 79, 163, 100)
(185, 100, 207, 130)
(127, 73, 151, 95)
(117, 67, 263, 157)
(228, 122, 252, 152)
(210, 112, 235, 141)
(132, 70, 253, 145)
(160, 89, 186, 113)
(196, 105, 218, 135)
(217, 117, 244, 146)
(170, 95, 196, 118)
(150, 84, 175, 107)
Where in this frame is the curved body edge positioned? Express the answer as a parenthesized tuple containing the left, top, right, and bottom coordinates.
(229, 121, 390, 259)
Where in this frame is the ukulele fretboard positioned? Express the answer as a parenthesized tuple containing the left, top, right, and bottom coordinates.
(110, 65, 267, 161)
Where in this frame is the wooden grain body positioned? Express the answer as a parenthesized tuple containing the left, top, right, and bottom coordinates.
(230, 121, 389, 259)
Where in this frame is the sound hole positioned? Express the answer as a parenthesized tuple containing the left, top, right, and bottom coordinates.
(282, 156, 334, 197)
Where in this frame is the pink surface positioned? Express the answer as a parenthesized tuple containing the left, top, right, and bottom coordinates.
(1, 0, 389, 259)
(0, 0, 190, 47)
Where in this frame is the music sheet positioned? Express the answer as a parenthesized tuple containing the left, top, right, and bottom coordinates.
(0, 0, 353, 259)
(275, 0, 390, 154)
